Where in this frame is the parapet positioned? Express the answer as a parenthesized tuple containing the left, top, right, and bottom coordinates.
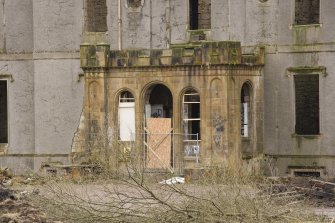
(80, 41, 264, 69)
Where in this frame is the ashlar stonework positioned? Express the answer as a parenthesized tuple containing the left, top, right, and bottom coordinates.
(73, 33, 264, 174)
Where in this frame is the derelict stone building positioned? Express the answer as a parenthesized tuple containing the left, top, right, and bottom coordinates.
(0, 0, 334, 177)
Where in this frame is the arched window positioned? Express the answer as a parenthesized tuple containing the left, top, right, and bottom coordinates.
(118, 91, 135, 141)
(241, 83, 251, 137)
(183, 89, 200, 156)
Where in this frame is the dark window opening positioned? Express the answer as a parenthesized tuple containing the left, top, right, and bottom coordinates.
(0, 80, 8, 143)
(294, 74, 319, 135)
(189, 0, 211, 30)
(127, 0, 142, 8)
(148, 85, 173, 118)
(86, 0, 108, 32)
(294, 171, 320, 178)
(119, 91, 135, 103)
(295, 0, 320, 25)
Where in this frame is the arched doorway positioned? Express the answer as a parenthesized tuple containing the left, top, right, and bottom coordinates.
(143, 84, 173, 172)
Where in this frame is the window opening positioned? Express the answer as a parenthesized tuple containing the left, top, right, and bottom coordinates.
(119, 91, 135, 103)
(183, 89, 200, 157)
(295, 0, 320, 25)
(241, 83, 251, 137)
(294, 171, 320, 178)
(147, 85, 173, 119)
(86, 0, 108, 32)
(294, 74, 319, 135)
(127, 0, 142, 8)
(119, 91, 135, 141)
(189, 0, 211, 30)
(0, 80, 8, 143)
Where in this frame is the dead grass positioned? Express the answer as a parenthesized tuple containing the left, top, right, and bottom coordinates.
(28, 167, 331, 223)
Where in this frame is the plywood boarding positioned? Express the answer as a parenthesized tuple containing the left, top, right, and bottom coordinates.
(146, 118, 172, 169)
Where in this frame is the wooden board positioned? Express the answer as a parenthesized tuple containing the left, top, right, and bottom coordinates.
(146, 118, 172, 169)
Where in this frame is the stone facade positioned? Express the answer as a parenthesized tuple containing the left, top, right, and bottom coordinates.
(77, 36, 264, 173)
(1, 0, 335, 176)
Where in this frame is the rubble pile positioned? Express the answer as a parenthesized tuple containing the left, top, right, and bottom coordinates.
(0, 186, 55, 223)
(295, 178, 335, 207)
(268, 177, 335, 207)
(0, 168, 60, 223)
(0, 168, 12, 187)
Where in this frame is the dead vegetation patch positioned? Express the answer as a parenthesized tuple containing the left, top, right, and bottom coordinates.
(29, 167, 331, 223)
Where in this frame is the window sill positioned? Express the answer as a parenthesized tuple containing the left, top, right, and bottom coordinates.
(290, 23, 322, 29)
(291, 134, 321, 139)
(242, 153, 253, 160)
(241, 137, 251, 141)
(184, 156, 199, 161)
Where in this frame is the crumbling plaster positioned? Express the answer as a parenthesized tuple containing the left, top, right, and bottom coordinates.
(2, 0, 335, 175)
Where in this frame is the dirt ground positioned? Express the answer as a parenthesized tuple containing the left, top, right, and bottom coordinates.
(0, 186, 59, 223)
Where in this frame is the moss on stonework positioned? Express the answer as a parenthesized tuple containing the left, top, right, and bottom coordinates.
(291, 24, 321, 45)
(82, 41, 264, 68)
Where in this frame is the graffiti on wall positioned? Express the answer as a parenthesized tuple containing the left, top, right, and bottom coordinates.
(213, 114, 224, 148)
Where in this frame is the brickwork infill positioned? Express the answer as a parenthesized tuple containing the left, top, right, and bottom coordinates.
(295, 0, 319, 25)
(86, 0, 108, 32)
(294, 74, 319, 135)
(198, 0, 211, 29)
(0, 81, 7, 143)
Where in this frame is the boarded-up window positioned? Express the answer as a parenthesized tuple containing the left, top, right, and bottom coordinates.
(295, 0, 320, 25)
(294, 75, 319, 135)
(119, 91, 135, 141)
(0, 80, 8, 143)
(189, 0, 211, 30)
(86, 0, 108, 32)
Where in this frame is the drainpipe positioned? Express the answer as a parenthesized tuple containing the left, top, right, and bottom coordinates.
(150, 0, 152, 50)
(118, 0, 122, 50)
(228, 0, 231, 40)
(2, 0, 6, 53)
